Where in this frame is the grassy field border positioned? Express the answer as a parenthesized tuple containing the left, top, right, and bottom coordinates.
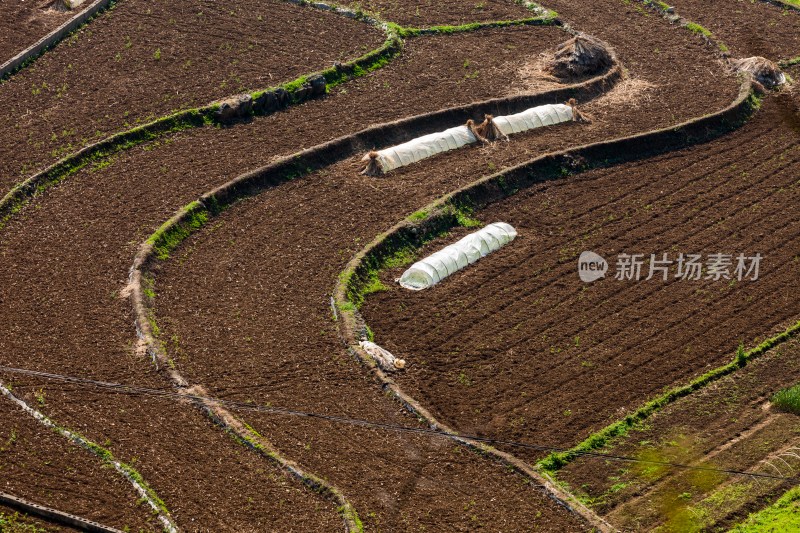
(0, 381, 177, 532)
(330, 72, 755, 532)
(126, 56, 624, 533)
(537, 320, 800, 473)
(0, 2, 567, 230)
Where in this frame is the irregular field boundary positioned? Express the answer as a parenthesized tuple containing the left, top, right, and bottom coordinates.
(0, 490, 124, 533)
(0, 382, 177, 532)
(127, 220, 363, 532)
(537, 319, 800, 473)
(330, 74, 756, 532)
(0, 5, 565, 230)
(125, 62, 621, 533)
(0, 5, 403, 229)
(0, 0, 115, 80)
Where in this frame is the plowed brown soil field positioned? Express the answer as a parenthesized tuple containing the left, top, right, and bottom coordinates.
(0, 399, 159, 530)
(0, 26, 597, 531)
(0, 0, 383, 187)
(0, 1, 72, 63)
(362, 92, 800, 462)
(2, 0, 796, 529)
(559, 337, 800, 532)
(667, 0, 800, 60)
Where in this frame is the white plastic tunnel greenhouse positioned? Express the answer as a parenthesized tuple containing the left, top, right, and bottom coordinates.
(398, 222, 517, 290)
(362, 103, 576, 176)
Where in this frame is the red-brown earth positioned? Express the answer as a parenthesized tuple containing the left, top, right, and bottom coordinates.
(0, 26, 596, 531)
(361, 92, 800, 468)
(0, 0, 72, 63)
(0, 0, 383, 188)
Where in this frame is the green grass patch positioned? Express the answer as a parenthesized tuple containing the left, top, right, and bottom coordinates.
(779, 56, 800, 68)
(408, 209, 429, 221)
(730, 484, 800, 532)
(0, 511, 46, 532)
(383, 247, 416, 268)
(771, 383, 800, 414)
(684, 22, 712, 38)
(147, 201, 209, 260)
(776, 0, 800, 9)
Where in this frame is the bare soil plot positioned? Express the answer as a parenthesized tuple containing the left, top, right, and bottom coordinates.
(0, 0, 383, 187)
(0, 133, 346, 531)
(140, 16, 742, 533)
(559, 337, 800, 532)
(149, 129, 595, 533)
(667, 0, 800, 61)
(0, 1, 72, 63)
(339, 0, 534, 27)
(0, 399, 159, 530)
(361, 93, 800, 468)
(0, 27, 578, 530)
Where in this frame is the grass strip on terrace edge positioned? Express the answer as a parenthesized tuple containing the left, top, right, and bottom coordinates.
(516, 0, 558, 19)
(0, 30, 402, 230)
(341, 84, 761, 311)
(779, 56, 800, 68)
(640, 0, 730, 53)
(0, 382, 176, 530)
(536, 319, 800, 474)
(769, 0, 800, 11)
(340, 203, 476, 309)
(332, 200, 615, 531)
(0, 0, 119, 82)
(339, 70, 758, 346)
(394, 15, 560, 38)
(139, 203, 365, 532)
(729, 482, 800, 532)
(237, 424, 365, 533)
(0, 109, 212, 231)
(147, 201, 210, 261)
(0, 510, 46, 533)
(217, 417, 365, 531)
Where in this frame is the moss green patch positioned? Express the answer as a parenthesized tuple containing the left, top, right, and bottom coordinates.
(684, 22, 712, 38)
(775, 0, 800, 9)
(147, 201, 210, 260)
(408, 209, 428, 221)
(779, 56, 800, 68)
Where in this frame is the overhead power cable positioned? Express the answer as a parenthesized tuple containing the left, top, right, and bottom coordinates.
(0, 364, 794, 482)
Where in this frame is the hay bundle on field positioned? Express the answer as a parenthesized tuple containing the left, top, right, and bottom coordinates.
(733, 57, 786, 88)
(547, 34, 613, 78)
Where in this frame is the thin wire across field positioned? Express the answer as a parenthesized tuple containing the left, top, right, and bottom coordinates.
(1, 364, 792, 483)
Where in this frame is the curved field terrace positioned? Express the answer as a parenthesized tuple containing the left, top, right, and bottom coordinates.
(0, 0, 798, 531)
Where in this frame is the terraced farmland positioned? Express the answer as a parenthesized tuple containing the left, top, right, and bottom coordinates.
(0, 0, 797, 531)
